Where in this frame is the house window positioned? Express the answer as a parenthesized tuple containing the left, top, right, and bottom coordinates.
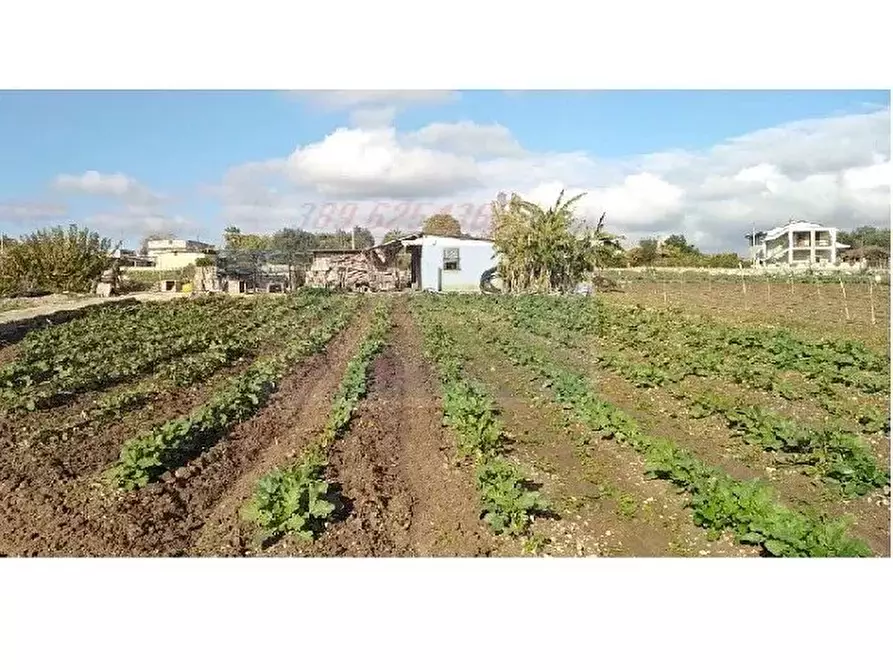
(443, 247, 460, 271)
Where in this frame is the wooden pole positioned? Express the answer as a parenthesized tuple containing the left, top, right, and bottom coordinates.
(766, 274, 771, 301)
(663, 279, 668, 305)
(869, 279, 876, 326)
(839, 277, 850, 322)
(789, 273, 794, 297)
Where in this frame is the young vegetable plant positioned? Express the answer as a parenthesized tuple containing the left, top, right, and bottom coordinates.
(242, 453, 338, 543)
(242, 301, 393, 543)
(412, 296, 549, 539)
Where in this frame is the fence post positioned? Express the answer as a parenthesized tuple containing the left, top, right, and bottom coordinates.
(869, 278, 877, 326)
(839, 277, 850, 322)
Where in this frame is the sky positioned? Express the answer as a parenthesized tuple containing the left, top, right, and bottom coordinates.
(0, 89, 889, 253)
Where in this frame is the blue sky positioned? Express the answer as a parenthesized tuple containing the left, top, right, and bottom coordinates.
(0, 90, 889, 251)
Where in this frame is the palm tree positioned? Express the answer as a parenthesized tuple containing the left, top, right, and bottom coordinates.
(491, 189, 608, 294)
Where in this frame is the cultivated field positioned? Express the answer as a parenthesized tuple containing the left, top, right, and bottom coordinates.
(602, 273, 890, 352)
(0, 286, 888, 557)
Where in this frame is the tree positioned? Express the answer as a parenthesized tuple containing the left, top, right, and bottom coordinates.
(490, 190, 602, 293)
(223, 226, 270, 251)
(352, 226, 375, 249)
(628, 238, 659, 266)
(422, 213, 462, 237)
(381, 229, 405, 245)
(662, 234, 699, 255)
(270, 227, 318, 288)
(314, 229, 352, 249)
(585, 212, 625, 271)
(0, 224, 116, 296)
(838, 226, 890, 251)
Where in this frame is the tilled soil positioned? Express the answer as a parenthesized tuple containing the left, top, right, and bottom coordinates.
(0, 312, 370, 557)
(0, 297, 502, 557)
(447, 315, 754, 558)
(0, 359, 256, 490)
(601, 280, 890, 355)
(266, 301, 497, 557)
(485, 310, 891, 557)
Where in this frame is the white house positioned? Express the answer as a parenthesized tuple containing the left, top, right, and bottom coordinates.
(746, 220, 850, 267)
(395, 233, 497, 293)
(145, 239, 215, 271)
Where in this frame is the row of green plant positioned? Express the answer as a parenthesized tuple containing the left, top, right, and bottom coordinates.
(23, 295, 338, 448)
(242, 301, 393, 543)
(608, 267, 890, 285)
(0, 291, 327, 414)
(497, 291, 889, 392)
(411, 296, 549, 538)
(455, 303, 871, 557)
(687, 392, 889, 498)
(105, 297, 359, 491)
(488, 294, 889, 434)
(595, 352, 889, 495)
(601, 303, 889, 394)
(479, 295, 889, 497)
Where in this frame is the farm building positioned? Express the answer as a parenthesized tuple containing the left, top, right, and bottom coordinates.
(111, 247, 154, 268)
(746, 220, 850, 267)
(398, 233, 497, 292)
(222, 263, 291, 294)
(146, 239, 216, 271)
(304, 246, 409, 292)
(303, 233, 498, 293)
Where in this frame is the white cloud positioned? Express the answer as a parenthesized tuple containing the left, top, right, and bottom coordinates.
(408, 121, 525, 158)
(210, 107, 893, 250)
(284, 126, 482, 198)
(53, 170, 163, 205)
(83, 205, 200, 243)
(0, 201, 68, 222)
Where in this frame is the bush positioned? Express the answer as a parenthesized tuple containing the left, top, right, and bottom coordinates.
(0, 224, 114, 296)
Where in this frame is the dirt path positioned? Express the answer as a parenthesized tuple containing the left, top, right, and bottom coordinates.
(0, 291, 185, 326)
(270, 299, 497, 557)
(0, 309, 368, 557)
(188, 311, 376, 556)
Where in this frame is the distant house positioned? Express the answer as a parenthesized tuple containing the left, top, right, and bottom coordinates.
(302, 233, 497, 293)
(746, 220, 850, 267)
(146, 239, 216, 271)
(397, 233, 497, 292)
(111, 247, 153, 268)
(221, 262, 291, 295)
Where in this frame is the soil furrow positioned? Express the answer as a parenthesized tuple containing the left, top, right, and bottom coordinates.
(271, 299, 496, 557)
(0, 308, 367, 557)
(440, 309, 754, 557)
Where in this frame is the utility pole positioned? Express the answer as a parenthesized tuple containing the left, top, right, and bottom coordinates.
(351, 227, 356, 250)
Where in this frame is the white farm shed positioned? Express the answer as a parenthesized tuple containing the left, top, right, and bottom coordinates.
(399, 234, 497, 293)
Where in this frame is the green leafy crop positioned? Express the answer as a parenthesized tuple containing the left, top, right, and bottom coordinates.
(243, 300, 392, 542)
(412, 296, 549, 538)
(242, 456, 338, 543)
(464, 302, 873, 558)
